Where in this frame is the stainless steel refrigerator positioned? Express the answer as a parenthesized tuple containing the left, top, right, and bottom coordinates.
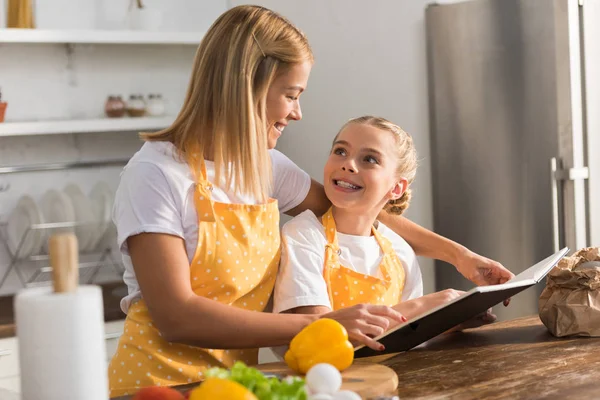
(426, 0, 600, 320)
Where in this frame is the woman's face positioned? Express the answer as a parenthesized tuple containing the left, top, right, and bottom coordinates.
(265, 61, 312, 149)
(323, 123, 407, 214)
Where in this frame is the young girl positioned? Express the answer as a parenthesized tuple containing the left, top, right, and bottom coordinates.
(108, 5, 510, 396)
(273, 116, 497, 326)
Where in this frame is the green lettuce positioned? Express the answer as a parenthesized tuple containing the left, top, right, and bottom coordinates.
(205, 362, 307, 400)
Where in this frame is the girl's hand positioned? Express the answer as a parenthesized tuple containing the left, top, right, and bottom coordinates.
(322, 304, 406, 351)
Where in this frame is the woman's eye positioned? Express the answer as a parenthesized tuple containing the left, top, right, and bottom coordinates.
(287, 96, 298, 101)
(333, 148, 346, 156)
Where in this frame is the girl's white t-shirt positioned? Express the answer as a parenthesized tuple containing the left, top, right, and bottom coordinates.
(113, 141, 311, 313)
(273, 210, 424, 314)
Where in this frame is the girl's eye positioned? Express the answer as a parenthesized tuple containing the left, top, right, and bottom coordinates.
(333, 147, 346, 156)
(287, 96, 298, 101)
(364, 156, 379, 164)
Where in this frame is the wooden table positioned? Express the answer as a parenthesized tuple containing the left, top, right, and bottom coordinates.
(369, 316, 600, 399)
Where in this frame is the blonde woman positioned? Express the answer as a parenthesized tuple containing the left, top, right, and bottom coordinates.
(108, 5, 512, 396)
(274, 117, 495, 329)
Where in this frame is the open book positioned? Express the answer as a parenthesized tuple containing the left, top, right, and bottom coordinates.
(354, 247, 569, 357)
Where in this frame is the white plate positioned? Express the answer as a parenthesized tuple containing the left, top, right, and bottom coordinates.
(94, 184, 117, 252)
(87, 181, 113, 252)
(6, 195, 44, 258)
(40, 189, 76, 251)
(64, 184, 96, 252)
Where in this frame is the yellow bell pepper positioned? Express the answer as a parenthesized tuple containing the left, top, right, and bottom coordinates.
(284, 318, 354, 374)
(189, 378, 258, 400)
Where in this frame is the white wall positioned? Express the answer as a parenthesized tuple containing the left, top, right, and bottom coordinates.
(228, 0, 437, 294)
(0, 0, 227, 294)
(1, 0, 439, 296)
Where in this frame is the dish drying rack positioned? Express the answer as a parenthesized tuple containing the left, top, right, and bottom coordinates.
(0, 159, 129, 289)
(0, 221, 123, 288)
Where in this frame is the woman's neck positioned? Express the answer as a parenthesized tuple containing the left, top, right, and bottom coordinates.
(331, 206, 379, 236)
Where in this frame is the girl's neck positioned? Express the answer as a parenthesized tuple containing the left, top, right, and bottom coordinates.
(330, 206, 379, 236)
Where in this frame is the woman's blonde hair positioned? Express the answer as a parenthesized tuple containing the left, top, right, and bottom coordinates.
(142, 5, 313, 202)
(337, 116, 418, 215)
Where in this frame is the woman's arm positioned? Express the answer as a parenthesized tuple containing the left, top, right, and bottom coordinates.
(127, 232, 403, 350)
(287, 179, 514, 287)
(377, 213, 514, 286)
(286, 179, 330, 217)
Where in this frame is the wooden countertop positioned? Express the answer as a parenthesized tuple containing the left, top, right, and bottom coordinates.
(368, 315, 600, 399)
(0, 281, 127, 338)
(117, 316, 600, 400)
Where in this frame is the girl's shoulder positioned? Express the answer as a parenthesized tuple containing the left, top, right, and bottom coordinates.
(376, 220, 417, 258)
(281, 210, 327, 245)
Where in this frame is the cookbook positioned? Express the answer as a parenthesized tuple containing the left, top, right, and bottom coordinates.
(354, 247, 570, 357)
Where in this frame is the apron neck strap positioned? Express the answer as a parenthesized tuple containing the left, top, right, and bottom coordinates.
(189, 154, 216, 222)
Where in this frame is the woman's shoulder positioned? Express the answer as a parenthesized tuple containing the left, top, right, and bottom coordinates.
(282, 210, 326, 244)
(123, 141, 192, 181)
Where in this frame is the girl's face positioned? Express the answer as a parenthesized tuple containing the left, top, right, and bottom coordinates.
(265, 61, 312, 149)
(324, 123, 407, 214)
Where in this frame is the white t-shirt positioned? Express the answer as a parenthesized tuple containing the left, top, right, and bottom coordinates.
(114, 141, 311, 313)
(273, 210, 423, 313)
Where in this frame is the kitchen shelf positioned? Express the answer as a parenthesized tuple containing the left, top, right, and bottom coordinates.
(0, 29, 204, 45)
(0, 116, 174, 137)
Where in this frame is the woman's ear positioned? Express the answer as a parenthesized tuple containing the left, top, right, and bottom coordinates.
(390, 178, 408, 200)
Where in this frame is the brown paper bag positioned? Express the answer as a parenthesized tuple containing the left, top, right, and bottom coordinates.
(539, 247, 600, 337)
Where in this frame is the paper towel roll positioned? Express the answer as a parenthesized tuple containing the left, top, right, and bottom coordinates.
(15, 285, 108, 400)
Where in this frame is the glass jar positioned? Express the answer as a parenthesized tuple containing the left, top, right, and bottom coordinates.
(126, 94, 146, 117)
(104, 96, 126, 118)
(146, 94, 165, 117)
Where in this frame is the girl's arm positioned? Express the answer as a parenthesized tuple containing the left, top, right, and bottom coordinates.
(127, 232, 403, 350)
(287, 291, 458, 326)
(288, 290, 495, 333)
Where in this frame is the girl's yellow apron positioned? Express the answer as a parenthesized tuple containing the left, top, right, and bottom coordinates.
(321, 208, 405, 310)
(108, 159, 280, 397)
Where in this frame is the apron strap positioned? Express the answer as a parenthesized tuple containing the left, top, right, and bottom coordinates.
(322, 208, 341, 306)
(189, 154, 216, 223)
(321, 208, 396, 292)
(371, 226, 395, 284)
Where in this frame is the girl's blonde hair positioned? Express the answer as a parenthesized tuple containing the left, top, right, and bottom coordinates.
(142, 5, 313, 202)
(338, 116, 418, 215)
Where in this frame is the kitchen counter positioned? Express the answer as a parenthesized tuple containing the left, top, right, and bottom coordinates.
(0, 281, 127, 338)
(371, 315, 600, 399)
(116, 316, 600, 399)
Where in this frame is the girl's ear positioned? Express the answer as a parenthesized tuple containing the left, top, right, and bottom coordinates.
(390, 178, 408, 200)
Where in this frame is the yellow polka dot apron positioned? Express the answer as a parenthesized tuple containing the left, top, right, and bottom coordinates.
(108, 158, 280, 397)
(322, 208, 405, 310)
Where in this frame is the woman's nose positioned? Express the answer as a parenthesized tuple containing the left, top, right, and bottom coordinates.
(342, 165, 356, 173)
(289, 102, 302, 121)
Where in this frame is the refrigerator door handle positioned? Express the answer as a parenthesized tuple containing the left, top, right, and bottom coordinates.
(551, 157, 561, 253)
(551, 157, 590, 252)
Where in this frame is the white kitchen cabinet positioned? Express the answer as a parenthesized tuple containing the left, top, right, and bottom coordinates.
(0, 319, 125, 394)
(0, 337, 19, 379)
(105, 319, 125, 361)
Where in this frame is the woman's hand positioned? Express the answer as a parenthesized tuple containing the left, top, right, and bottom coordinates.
(453, 248, 515, 306)
(321, 304, 406, 351)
